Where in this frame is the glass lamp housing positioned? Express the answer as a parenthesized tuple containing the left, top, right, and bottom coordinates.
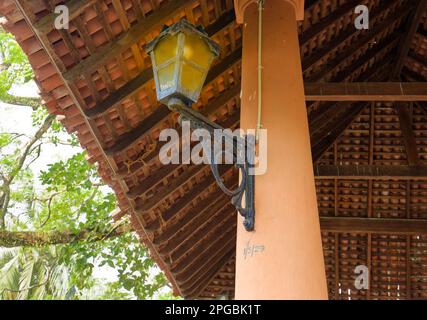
(146, 20, 220, 106)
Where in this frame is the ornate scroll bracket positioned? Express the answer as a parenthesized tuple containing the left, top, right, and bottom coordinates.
(168, 100, 255, 231)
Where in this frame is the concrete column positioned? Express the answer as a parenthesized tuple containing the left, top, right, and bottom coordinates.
(234, 0, 328, 299)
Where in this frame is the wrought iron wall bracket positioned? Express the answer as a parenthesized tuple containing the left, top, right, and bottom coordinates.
(167, 99, 255, 231)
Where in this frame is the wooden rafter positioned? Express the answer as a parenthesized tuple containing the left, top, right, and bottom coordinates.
(391, 0, 427, 79)
(33, 0, 98, 34)
(62, 0, 196, 81)
(125, 110, 240, 204)
(320, 217, 427, 235)
(151, 186, 235, 243)
(306, 10, 407, 82)
(165, 207, 236, 262)
(308, 45, 398, 134)
(85, 10, 237, 120)
(310, 60, 391, 162)
(147, 175, 237, 234)
(311, 102, 368, 162)
(396, 103, 421, 165)
(299, 0, 361, 45)
(302, 0, 403, 72)
(135, 165, 208, 212)
(103, 55, 241, 156)
(185, 250, 235, 298)
(314, 165, 427, 180)
(305, 82, 427, 101)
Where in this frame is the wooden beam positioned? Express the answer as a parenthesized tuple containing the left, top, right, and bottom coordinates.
(85, 10, 238, 120)
(314, 165, 427, 180)
(105, 106, 169, 157)
(176, 230, 236, 285)
(63, 0, 192, 79)
(127, 162, 182, 200)
(33, 0, 97, 34)
(307, 14, 405, 82)
(408, 51, 427, 68)
(310, 62, 390, 162)
(305, 82, 427, 101)
(301, 0, 403, 72)
(79, 0, 365, 121)
(390, 0, 427, 79)
(105, 82, 241, 156)
(311, 102, 368, 162)
(165, 207, 236, 262)
(415, 102, 427, 115)
(402, 68, 426, 82)
(320, 217, 427, 235)
(62, 3, 226, 81)
(135, 164, 207, 212)
(152, 186, 235, 244)
(108, 79, 427, 158)
(125, 112, 239, 204)
(418, 26, 427, 39)
(396, 104, 421, 165)
(330, 34, 401, 83)
(310, 46, 391, 132)
(298, 0, 361, 45)
(184, 250, 235, 298)
(146, 170, 234, 232)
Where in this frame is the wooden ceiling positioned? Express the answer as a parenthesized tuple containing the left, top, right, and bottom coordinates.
(0, 0, 426, 299)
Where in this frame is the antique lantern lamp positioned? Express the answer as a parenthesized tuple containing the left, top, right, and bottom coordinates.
(146, 20, 255, 231)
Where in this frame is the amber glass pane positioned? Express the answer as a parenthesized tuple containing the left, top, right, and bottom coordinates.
(154, 34, 178, 66)
(183, 34, 213, 69)
(180, 63, 204, 97)
(157, 63, 176, 91)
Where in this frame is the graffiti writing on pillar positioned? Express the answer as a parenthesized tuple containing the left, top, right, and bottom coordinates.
(354, 5, 369, 30)
(243, 241, 265, 259)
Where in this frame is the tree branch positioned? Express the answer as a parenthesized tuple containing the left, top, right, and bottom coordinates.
(7, 114, 55, 185)
(0, 221, 132, 248)
(0, 114, 54, 228)
(0, 93, 42, 110)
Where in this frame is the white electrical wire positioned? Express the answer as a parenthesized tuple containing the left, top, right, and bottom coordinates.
(256, 0, 264, 142)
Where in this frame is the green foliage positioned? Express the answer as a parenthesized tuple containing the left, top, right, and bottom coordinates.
(0, 30, 33, 99)
(0, 29, 173, 300)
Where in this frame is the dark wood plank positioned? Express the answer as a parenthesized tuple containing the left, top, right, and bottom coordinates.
(391, 0, 427, 79)
(105, 83, 241, 156)
(320, 217, 427, 234)
(299, 0, 361, 45)
(135, 164, 208, 212)
(307, 14, 405, 82)
(63, 5, 231, 81)
(184, 250, 235, 298)
(152, 186, 235, 243)
(314, 165, 427, 180)
(165, 206, 236, 261)
(396, 103, 420, 165)
(301, 0, 403, 72)
(33, 0, 97, 34)
(311, 102, 369, 161)
(172, 234, 235, 282)
(305, 82, 427, 101)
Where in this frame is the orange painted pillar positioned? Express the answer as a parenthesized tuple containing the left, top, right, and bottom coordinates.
(234, 0, 328, 299)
